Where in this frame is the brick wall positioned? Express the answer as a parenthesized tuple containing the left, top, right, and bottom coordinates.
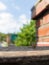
(36, 12, 49, 46)
(31, 0, 49, 19)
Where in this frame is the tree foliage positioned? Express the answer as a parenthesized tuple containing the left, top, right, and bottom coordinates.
(0, 33, 7, 42)
(14, 20, 36, 46)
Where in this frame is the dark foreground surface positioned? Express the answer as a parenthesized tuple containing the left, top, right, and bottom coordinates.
(0, 60, 49, 65)
(0, 55, 49, 65)
(0, 45, 49, 65)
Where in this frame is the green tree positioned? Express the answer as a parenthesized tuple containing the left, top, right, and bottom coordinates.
(14, 20, 36, 46)
(0, 33, 7, 42)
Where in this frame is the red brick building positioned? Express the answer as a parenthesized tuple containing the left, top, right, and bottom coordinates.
(31, 0, 49, 46)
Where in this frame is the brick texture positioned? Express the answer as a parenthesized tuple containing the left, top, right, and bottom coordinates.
(37, 43, 49, 46)
(36, 13, 49, 46)
(43, 13, 49, 24)
(38, 25, 49, 37)
(36, 13, 49, 28)
(31, 0, 49, 18)
(38, 37, 49, 42)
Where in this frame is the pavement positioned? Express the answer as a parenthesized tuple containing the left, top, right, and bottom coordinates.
(0, 43, 49, 51)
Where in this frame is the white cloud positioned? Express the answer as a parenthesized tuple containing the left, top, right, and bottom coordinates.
(19, 14, 30, 24)
(0, 2, 7, 11)
(0, 13, 30, 33)
(0, 12, 22, 33)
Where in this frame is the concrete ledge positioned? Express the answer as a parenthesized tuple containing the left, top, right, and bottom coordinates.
(0, 50, 49, 63)
(0, 50, 49, 57)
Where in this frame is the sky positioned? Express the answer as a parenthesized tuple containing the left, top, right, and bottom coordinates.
(0, 0, 39, 34)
